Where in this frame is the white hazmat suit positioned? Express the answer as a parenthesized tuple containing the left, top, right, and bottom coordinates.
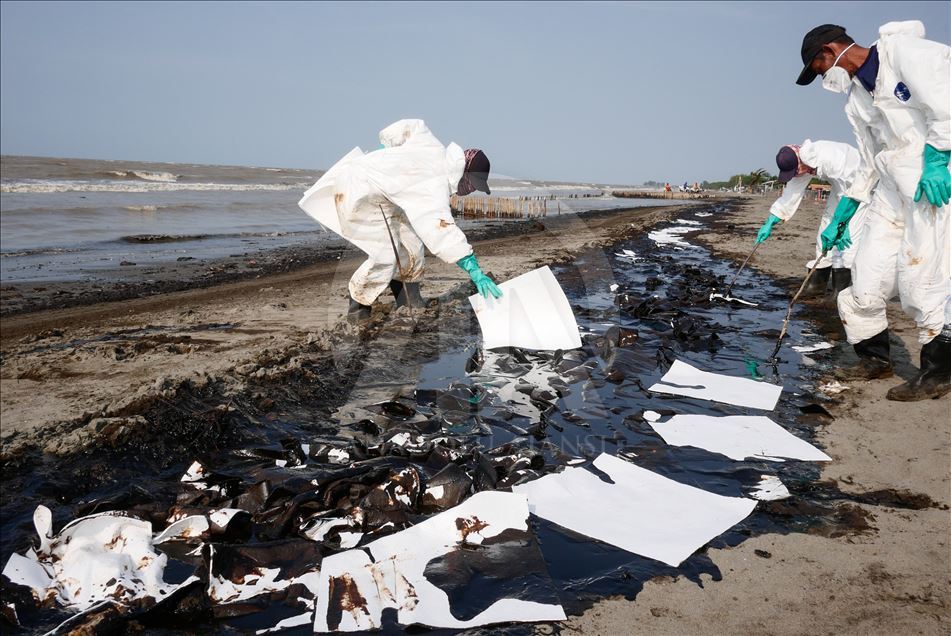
(769, 139, 866, 270)
(836, 21, 951, 345)
(298, 120, 474, 306)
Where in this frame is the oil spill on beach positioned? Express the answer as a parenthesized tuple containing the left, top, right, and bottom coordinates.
(0, 210, 919, 634)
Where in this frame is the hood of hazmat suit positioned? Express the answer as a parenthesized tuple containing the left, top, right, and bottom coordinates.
(298, 119, 472, 264)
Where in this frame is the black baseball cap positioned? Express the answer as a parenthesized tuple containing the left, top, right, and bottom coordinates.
(464, 149, 491, 194)
(776, 146, 800, 183)
(796, 24, 848, 85)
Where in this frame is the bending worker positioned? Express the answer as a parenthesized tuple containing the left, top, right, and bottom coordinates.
(299, 119, 502, 323)
(796, 21, 950, 401)
(756, 139, 866, 297)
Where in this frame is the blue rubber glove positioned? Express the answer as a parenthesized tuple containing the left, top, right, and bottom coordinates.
(457, 253, 502, 299)
(914, 144, 951, 207)
(820, 196, 860, 251)
(755, 214, 783, 244)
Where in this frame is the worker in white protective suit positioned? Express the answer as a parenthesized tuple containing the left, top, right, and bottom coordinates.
(796, 21, 951, 401)
(754, 140, 866, 297)
(298, 119, 501, 323)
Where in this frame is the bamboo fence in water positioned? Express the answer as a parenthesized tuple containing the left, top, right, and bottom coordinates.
(450, 195, 551, 219)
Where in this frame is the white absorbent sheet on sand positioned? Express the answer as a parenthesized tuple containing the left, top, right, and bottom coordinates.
(648, 225, 695, 248)
(512, 454, 757, 567)
(648, 360, 782, 410)
(792, 342, 835, 353)
(469, 266, 582, 351)
(313, 491, 566, 631)
(647, 414, 831, 462)
(747, 475, 791, 501)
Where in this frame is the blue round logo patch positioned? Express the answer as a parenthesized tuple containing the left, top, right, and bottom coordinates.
(894, 81, 911, 102)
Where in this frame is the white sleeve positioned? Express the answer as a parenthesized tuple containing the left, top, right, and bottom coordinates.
(892, 37, 951, 151)
(843, 98, 882, 203)
(769, 174, 810, 221)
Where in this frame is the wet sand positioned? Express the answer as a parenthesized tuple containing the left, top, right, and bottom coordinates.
(0, 217, 557, 317)
(1, 195, 947, 633)
(568, 197, 950, 634)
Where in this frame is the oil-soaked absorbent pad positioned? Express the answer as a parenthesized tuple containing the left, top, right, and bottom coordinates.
(648, 414, 831, 462)
(313, 491, 566, 631)
(469, 266, 582, 351)
(648, 360, 782, 410)
(512, 454, 757, 568)
(2, 506, 198, 613)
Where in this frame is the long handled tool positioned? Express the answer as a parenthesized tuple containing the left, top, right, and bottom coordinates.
(770, 220, 847, 360)
(379, 204, 413, 311)
(721, 241, 762, 299)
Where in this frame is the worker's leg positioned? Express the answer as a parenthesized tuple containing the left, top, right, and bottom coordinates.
(887, 199, 951, 400)
(897, 200, 950, 343)
(835, 186, 904, 380)
(809, 196, 838, 270)
(839, 201, 871, 270)
(349, 255, 397, 307)
(392, 214, 426, 282)
(388, 213, 427, 308)
(831, 200, 871, 294)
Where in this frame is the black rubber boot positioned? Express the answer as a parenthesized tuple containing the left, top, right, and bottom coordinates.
(802, 266, 832, 297)
(347, 297, 371, 323)
(831, 268, 852, 295)
(835, 329, 894, 380)
(886, 333, 951, 401)
(389, 280, 426, 309)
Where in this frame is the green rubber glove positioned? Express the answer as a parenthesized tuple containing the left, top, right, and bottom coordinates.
(914, 144, 951, 207)
(755, 214, 783, 244)
(820, 196, 860, 251)
(457, 253, 502, 299)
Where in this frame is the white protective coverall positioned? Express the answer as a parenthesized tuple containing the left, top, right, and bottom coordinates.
(769, 139, 865, 269)
(298, 120, 474, 306)
(837, 21, 951, 345)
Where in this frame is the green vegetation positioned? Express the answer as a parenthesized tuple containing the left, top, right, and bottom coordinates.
(702, 169, 781, 191)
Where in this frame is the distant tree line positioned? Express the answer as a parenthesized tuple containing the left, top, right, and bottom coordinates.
(699, 170, 831, 191)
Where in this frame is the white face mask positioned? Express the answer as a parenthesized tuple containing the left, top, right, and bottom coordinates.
(821, 42, 855, 93)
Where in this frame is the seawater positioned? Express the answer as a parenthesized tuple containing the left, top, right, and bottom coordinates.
(1, 155, 673, 283)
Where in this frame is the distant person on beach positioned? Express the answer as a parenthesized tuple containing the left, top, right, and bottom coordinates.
(756, 140, 866, 297)
(299, 119, 501, 323)
(664, 183, 672, 198)
(796, 21, 950, 400)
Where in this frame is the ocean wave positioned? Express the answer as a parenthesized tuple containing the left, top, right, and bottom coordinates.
(0, 246, 81, 258)
(120, 234, 211, 243)
(0, 180, 310, 194)
(105, 170, 179, 182)
(123, 205, 158, 213)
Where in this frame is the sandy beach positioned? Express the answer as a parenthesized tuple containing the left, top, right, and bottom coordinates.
(1, 195, 947, 633)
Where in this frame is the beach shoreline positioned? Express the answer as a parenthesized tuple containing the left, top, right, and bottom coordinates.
(1, 194, 946, 634)
(0, 199, 697, 453)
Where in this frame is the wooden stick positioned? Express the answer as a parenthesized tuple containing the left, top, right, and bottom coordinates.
(723, 241, 762, 298)
(771, 221, 848, 360)
(379, 204, 412, 311)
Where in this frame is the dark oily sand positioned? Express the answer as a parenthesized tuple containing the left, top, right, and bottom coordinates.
(1, 213, 934, 634)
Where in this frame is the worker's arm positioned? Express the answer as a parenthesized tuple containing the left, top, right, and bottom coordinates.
(891, 36, 951, 153)
(768, 173, 811, 221)
(892, 37, 951, 206)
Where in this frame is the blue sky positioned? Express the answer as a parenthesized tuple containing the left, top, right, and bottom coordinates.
(1, 1, 948, 184)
